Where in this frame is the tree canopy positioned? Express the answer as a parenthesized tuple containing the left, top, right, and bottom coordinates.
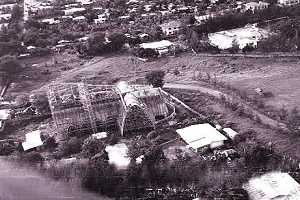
(145, 70, 165, 88)
(0, 55, 22, 80)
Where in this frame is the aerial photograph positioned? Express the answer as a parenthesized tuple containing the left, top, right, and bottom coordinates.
(1, 0, 300, 199)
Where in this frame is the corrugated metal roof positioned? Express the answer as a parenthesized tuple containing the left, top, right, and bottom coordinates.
(243, 172, 300, 200)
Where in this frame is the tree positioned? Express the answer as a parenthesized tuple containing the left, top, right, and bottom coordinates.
(242, 43, 255, 53)
(145, 70, 165, 88)
(0, 55, 22, 82)
(108, 32, 126, 52)
(30, 93, 51, 115)
(11, 5, 23, 22)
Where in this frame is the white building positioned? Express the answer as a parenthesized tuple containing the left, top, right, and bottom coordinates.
(160, 20, 182, 36)
(73, 15, 86, 21)
(208, 24, 270, 49)
(140, 40, 174, 55)
(24, 0, 53, 21)
(244, 1, 270, 12)
(0, 13, 11, 21)
(195, 14, 215, 24)
(176, 123, 228, 151)
(63, 7, 86, 16)
(41, 18, 60, 25)
(94, 14, 107, 24)
(105, 143, 130, 170)
(0, 23, 8, 29)
(22, 130, 43, 151)
(278, 0, 300, 6)
(0, 3, 16, 14)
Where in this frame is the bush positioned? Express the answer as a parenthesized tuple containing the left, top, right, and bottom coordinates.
(81, 158, 120, 196)
(21, 152, 44, 163)
(136, 48, 159, 58)
(81, 136, 104, 158)
(0, 141, 16, 156)
(145, 70, 165, 87)
(56, 137, 82, 158)
(44, 136, 57, 149)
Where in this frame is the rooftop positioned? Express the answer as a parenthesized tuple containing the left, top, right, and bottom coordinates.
(140, 40, 174, 49)
(176, 123, 228, 150)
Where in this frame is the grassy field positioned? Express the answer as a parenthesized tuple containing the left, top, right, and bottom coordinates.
(4, 52, 299, 112)
(43, 53, 300, 111)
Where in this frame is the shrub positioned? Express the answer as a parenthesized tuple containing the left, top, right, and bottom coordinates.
(44, 136, 57, 149)
(21, 152, 44, 163)
(81, 136, 104, 158)
(81, 158, 120, 196)
(0, 141, 16, 156)
(136, 48, 159, 58)
(56, 137, 82, 158)
(145, 70, 165, 88)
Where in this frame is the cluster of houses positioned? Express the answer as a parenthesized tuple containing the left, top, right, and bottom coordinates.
(20, 0, 300, 56)
(0, 0, 17, 29)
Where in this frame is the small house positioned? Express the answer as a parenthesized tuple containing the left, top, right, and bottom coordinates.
(278, 0, 300, 6)
(160, 20, 182, 36)
(176, 123, 228, 151)
(139, 40, 175, 55)
(244, 1, 270, 12)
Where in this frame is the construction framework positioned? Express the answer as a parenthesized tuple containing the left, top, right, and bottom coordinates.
(47, 82, 173, 137)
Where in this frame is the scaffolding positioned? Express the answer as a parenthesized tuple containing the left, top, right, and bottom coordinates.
(48, 82, 174, 137)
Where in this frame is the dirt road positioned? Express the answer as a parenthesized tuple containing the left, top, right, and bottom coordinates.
(0, 158, 110, 200)
(164, 82, 286, 129)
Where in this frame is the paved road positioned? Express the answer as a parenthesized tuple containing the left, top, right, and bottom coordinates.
(164, 83, 286, 129)
(0, 158, 110, 200)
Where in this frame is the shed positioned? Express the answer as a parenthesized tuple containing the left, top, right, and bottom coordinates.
(140, 40, 174, 55)
(176, 123, 227, 150)
(22, 130, 43, 151)
(223, 128, 239, 140)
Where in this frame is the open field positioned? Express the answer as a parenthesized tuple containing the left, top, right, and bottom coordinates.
(28, 53, 300, 111)
(3, 53, 298, 117)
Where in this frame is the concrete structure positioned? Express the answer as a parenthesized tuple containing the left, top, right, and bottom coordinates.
(140, 40, 174, 55)
(160, 20, 182, 36)
(208, 24, 270, 49)
(176, 123, 228, 151)
(243, 172, 300, 200)
(278, 0, 300, 6)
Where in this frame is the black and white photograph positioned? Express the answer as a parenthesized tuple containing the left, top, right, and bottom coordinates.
(1, 0, 300, 199)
